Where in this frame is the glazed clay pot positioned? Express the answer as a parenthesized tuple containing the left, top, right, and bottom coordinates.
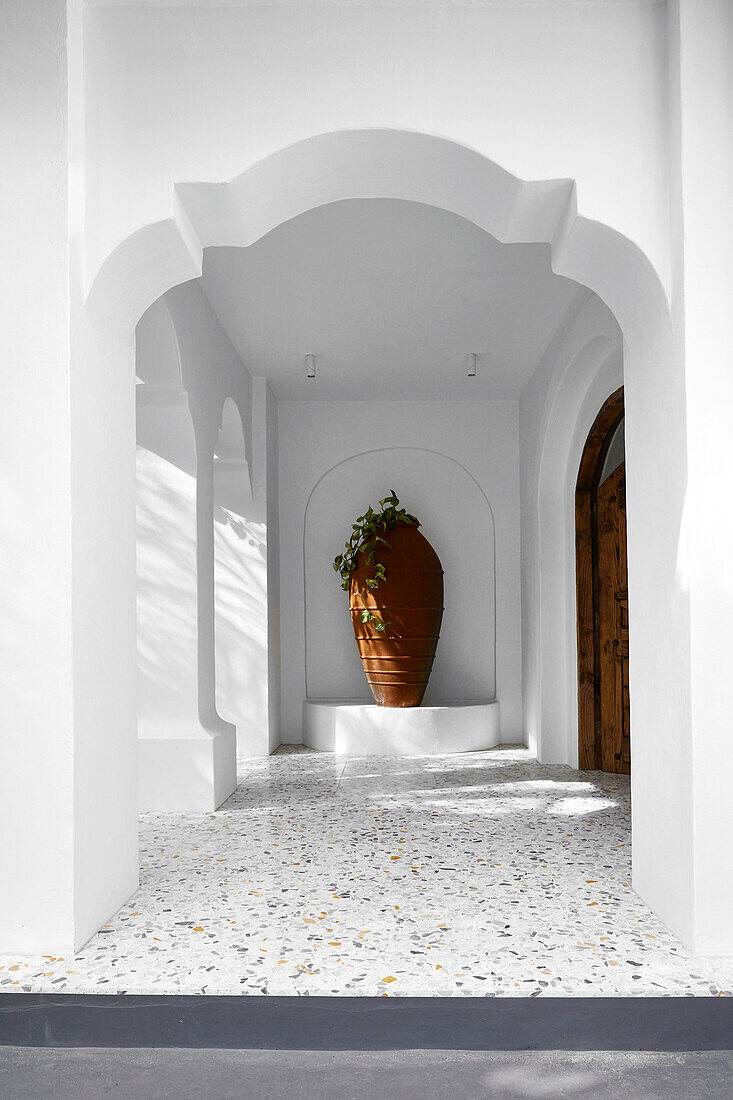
(349, 524, 443, 707)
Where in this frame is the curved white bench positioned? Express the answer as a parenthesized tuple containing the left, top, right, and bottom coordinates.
(303, 699, 500, 756)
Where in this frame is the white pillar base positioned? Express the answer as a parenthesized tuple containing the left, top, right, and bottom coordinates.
(138, 726, 236, 812)
(303, 699, 500, 756)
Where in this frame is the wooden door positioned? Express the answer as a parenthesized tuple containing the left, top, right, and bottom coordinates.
(596, 462, 630, 774)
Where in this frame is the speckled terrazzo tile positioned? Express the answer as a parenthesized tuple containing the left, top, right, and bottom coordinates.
(334, 761, 433, 787)
(5, 745, 733, 998)
(340, 755, 436, 775)
(0, 921, 284, 996)
(262, 936, 490, 997)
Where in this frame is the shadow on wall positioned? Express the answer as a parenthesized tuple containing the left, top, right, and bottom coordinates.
(214, 504, 268, 753)
(304, 447, 496, 704)
(137, 448, 200, 728)
(137, 447, 268, 753)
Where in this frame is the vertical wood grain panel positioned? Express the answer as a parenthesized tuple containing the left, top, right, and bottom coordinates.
(575, 387, 624, 772)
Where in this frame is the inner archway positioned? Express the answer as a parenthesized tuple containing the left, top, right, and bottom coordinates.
(79, 128, 688, 954)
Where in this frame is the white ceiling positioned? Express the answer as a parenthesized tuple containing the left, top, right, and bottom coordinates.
(200, 198, 581, 401)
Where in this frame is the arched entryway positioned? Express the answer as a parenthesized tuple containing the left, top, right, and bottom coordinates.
(576, 386, 629, 773)
(76, 128, 687, 953)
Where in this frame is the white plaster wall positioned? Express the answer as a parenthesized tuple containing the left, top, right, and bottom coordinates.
(137, 445, 200, 738)
(519, 293, 623, 764)
(0, 0, 79, 953)
(213, 506, 268, 754)
(213, 395, 269, 755)
(674, 0, 733, 954)
(82, 1, 671, 297)
(136, 282, 274, 759)
(265, 382, 282, 752)
(278, 401, 521, 743)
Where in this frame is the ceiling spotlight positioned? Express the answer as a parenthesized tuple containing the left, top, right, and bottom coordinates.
(467, 353, 477, 378)
(305, 354, 316, 379)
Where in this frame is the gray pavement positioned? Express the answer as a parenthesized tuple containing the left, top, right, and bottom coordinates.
(1, 1048, 733, 1099)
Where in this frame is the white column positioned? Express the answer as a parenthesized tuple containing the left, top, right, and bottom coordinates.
(674, 0, 733, 953)
(1, 0, 139, 953)
(194, 420, 237, 803)
(0, 0, 76, 954)
(136, 391, 236, 813)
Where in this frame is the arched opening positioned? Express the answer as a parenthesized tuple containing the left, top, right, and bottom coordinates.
(576, 386, 629, 773)
(72, 128, 691, 968)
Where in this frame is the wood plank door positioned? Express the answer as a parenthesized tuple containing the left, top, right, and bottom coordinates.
(596, 462, 630, 774)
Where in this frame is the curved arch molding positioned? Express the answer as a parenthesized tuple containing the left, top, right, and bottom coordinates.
(87, 128, 672, 355)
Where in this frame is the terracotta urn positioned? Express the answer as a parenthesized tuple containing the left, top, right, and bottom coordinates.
(349, 524, 443, 707)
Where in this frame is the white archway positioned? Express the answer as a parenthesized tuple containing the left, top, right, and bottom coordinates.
(134, 292, 237, 812)
(523, 295, 624, 765)
(79, 128, 690, 948)
(214, 396, 252, 517)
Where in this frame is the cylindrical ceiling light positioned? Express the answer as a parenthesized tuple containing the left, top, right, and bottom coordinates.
(467, 353, 477, 378)
(306, 354, 316, 379)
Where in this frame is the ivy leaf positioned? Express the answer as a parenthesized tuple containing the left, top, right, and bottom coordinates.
(374, 620, 386, 632)
(335, 492, 418, 617)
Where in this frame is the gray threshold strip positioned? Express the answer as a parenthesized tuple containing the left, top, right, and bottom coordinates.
(1, 995, 733, 1051)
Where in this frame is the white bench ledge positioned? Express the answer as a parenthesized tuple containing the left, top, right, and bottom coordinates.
(302, 699, 500, 756)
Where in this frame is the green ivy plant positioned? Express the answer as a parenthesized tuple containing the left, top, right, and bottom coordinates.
(332, 490, 419, 633)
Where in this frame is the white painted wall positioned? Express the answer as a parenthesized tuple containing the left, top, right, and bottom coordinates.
(136, 282, 275, 778)
(263, 381, 282, 753)
(135, 291, 238, 810)
(278, 401, 522, 744)
(673, 0, 733, 954)
(136, 406, 200, 746)
(213, 395, 268, 755)
(0, 0, 79, 954)
(519, 293, 624, 764)
(82, 0, 671, 296)
(164, 282, 257, 750)
(213, 505, 269, 755)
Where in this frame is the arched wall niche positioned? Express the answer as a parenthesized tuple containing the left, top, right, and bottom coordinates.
(214, 396, 252, 518)
(303, 448, 496, 706)
(216, 396, 247, 461)
(135, 295, 195, 478)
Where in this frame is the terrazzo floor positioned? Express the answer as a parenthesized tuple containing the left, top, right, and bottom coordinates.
(4, 745, 733, 998)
